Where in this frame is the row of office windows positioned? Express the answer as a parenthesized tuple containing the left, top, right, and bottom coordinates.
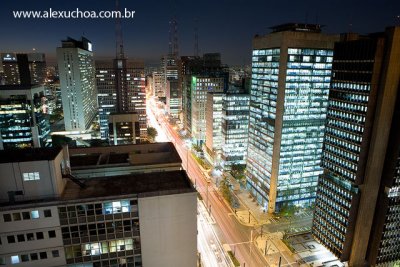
(59, 199, 136, 218)
(325, 127, 363, 146)
(2, 209, 51, 222)
(3, 250, 60, 265)
(4, 230, 57, 244)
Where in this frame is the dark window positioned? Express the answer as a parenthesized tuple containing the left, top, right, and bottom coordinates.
(36, 232, 44, 240)
(52, 250, 60, 258)
(7, 236, 15, 243)
(30, 253, 38, 261)
(27, 233, 34, 241)
(3, 214, 11, 222)
(12, 213, 21, 221)
(21, 255, 29, 262)
(48, 230, 56, 238)
(44, 209, 52, 218)
(17, 234, 25, 242)
(39, 252, 47, 259)
(22, 212, 30, 220)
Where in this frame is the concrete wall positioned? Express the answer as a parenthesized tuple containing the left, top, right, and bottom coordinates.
(0, 159, 65, 202)
(139, 192, 197, 267)
(0, 205, 66, 266)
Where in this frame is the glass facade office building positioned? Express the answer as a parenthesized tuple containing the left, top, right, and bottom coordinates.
(246, 24, 338, 212)
(221, 93, 250, 168)
(312, 28, 400, 265)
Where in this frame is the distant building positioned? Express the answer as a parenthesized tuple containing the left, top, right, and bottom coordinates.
(0, 53, 46, 86)
(57, 37, 97, 131)
(246, 23, 339, 212)
(0, 143, 197, 267)
(166, 79, 181, 119)
(0, 85, 50, 150)
(108, 113, 140, 145)
(191, 75, 225, 145)
(312, 27, 400, 266)
(205, 92, 224, 165)
(152, 71, 165, 98)
(221, 92, 250, 169)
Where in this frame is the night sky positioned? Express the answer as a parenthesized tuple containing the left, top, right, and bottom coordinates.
(0, 0, 399, 66)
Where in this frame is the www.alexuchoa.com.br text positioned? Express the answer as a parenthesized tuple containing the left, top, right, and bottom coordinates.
(12, 8, 135, 19)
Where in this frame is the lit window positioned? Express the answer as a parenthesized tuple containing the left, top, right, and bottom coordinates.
(31, 210, 39, 219)
(11, 256, 19, 264)
(23, 172, 40, 181)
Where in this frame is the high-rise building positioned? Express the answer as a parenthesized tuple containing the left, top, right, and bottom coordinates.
(0, 143, 197, 267)
(221, 91, 250, 169)
(191, 75, 225, 145)
(0, 85, 50, 150)
(166, 79, 181, 119)
(152, 72, 164, 98)
(0, 53, 46, 85)
(180, 56, 203, 135)
(96, 60, 146, 141)
(205, 92, 224, 165)
(57, 37, 97, 131)
(312, 27, 400, 266)
(246, 23, 338, 212)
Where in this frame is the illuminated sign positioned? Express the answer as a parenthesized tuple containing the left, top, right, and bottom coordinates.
(87, 42, 92, 52)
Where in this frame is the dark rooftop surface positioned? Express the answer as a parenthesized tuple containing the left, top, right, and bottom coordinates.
(270, 23, 323, 33)
(0, 84, 42, 90)
(0, 146, 63, 163)
(62, 170, 194, 200)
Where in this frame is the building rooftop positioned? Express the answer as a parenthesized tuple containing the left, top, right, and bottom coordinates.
(270, 23, 323, 33)
(69, 142, 181, 168)
(0, 84, 44, 91)
(61, 170, 195, 201)
(0, 146, 63, 163)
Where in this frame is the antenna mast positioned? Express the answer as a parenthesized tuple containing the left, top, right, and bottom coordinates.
(115, 0, 125, 59)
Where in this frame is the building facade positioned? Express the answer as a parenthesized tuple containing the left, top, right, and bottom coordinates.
(57, 37, 98, 131)
(191, 75, 225, 145)
(204, 92, 224, 165)
(0, 85, 50, 150)
(221, 93, 250, 169)
(108, 113, 140, 146)
(246, 23, 338, 212)
(0, 143, 197, 267)
(152, 72, 165, 98)
(0, 53, 46, 86)
(166, 79, 181, 119)
(312, 27, 400, 266)
(96, 60, 146, 141)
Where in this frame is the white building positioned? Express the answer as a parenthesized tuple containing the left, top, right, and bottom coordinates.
(57, 37, 97, 131)
(205, 92, 224, 165)
(0, 143, 197, 267)
(191, 76, 225, 145)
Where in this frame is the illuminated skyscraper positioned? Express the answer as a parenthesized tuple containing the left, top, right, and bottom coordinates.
(0, 53, 46, 86)
(312, 27, 400, 266)
(221, 91, 250, 169)
(246, 23, 338, 212)
(57, 37, 97, 131)
(95, 60, 146, 141)
(0, 85, 50, 150)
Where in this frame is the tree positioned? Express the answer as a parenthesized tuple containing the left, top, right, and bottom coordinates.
(230, 163, 246, 184)
(219, 176, 233, 204)
(147, 127, 158, 142)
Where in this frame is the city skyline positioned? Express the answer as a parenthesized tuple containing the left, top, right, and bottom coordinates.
(0, 0, 399, 66)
